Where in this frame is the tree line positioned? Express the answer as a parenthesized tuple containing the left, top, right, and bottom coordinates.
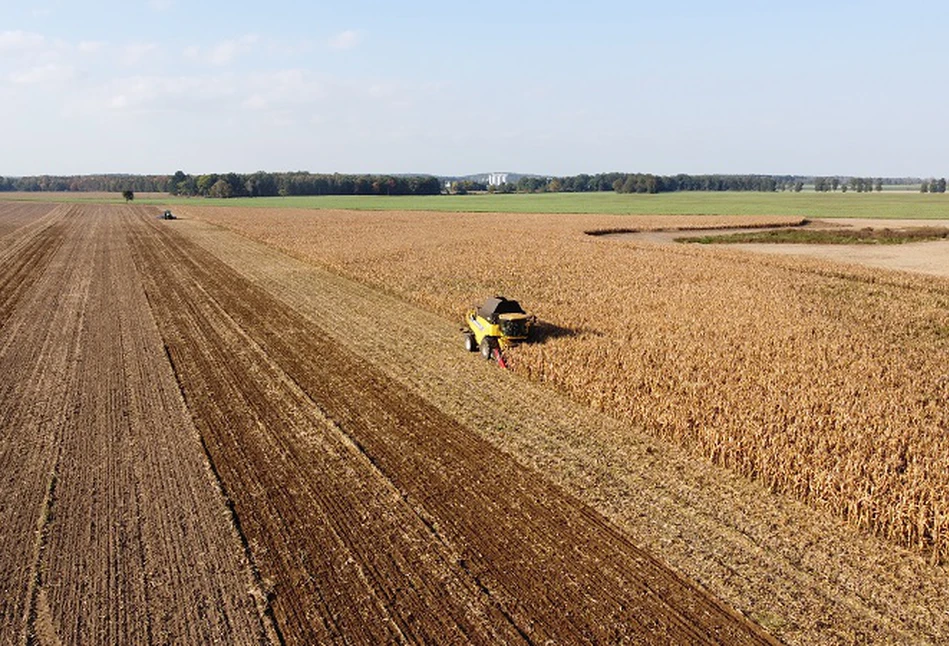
(813, 177, 883, 192)
(491, 174, 914, 194)
(458, 174, 801, 194)
(0, 171, 443, 197)
(0, 174, 168, 193)
(0, 171, 939, 196)
(166, 171, 442, 197)
(608, 174, 796, 194)
(920, 178, 947, 193)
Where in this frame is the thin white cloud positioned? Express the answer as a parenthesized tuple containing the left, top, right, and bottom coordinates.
(328, 30, 361, 50)
(69, 74, 250, 118)
(235, 69, 326, 117)
(112, 75, 235, 111)
(210, 35, 258, 65)
(267, 39, 316, 58)
(271, 69, 307, 87)
(242, 94, 268, 110)
(10, 62, 74, 85)
(78, 40, 105, 54)
(208, 41, 240, 66)
(184, 34, 259, 66)
(0, 30, 46, 51)
(122, 42, 159, 66)
(0, 31, 98, 66)
(109, 94, 129, 109)
(367, 82, 398, 99)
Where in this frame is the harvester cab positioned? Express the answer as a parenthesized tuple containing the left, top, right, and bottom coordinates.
(462, 295, 535, 367)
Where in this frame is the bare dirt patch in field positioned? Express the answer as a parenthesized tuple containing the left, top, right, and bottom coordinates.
(728, 219, 949, 278)
(609, 218, 949, 278)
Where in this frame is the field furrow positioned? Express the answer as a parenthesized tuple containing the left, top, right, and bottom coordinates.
(0, 202, 62, 245)
(129, 208, 775, 644)
(0, 204, 272, 645)
(0, 208, 93, 645)
(0, 219, 66, 333)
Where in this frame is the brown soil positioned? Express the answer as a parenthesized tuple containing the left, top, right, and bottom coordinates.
(0, 204, 272, 645)
(8, 201, 948, 645)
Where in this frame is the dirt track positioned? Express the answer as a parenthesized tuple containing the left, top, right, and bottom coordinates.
(0, 203, 777, 643)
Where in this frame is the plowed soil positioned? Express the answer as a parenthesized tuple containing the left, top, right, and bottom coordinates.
(0, 202, 777, 644)
(0, 204, 272, 645)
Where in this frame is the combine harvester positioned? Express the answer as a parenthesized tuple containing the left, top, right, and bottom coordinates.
(462, 296, 535, 368)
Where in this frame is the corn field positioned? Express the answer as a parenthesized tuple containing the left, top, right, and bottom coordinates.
(191, 207, 949, 563)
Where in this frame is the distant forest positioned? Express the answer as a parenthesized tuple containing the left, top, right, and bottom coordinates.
(0, 171, 444, 197)
(460, 173, 937, 194)
(0, 171, 941, 196)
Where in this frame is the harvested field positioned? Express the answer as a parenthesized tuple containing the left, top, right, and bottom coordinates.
(0, 202, 62, 240)
(1, 201, 778, 644)
(0, 205, 271, 644)
(184, 206, 949, 566)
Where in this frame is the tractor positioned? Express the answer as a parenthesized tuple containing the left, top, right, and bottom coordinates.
(463, 296, 535, 367)
(160, 209, 177, 220)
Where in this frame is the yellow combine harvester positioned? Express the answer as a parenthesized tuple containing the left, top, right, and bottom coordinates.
(462, 296, 535, 367)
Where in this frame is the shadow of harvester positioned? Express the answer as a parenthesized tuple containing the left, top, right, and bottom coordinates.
(530, 320, 591, 344)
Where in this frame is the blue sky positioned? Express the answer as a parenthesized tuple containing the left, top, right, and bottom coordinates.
(2, 1, 947, 177)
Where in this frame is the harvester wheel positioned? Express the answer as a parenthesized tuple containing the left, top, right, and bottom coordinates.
(464, 334, 477, 352)
(479, 337, 497, 361)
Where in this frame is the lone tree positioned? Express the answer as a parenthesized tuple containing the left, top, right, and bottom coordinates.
(122, 189, 134, 203)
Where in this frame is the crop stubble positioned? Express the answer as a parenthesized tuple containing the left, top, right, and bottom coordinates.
(127, 205, 775, 643)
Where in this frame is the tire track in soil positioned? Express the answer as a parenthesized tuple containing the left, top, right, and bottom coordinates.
(0, 205, 273, 645)
(130, 210, 778, 644)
